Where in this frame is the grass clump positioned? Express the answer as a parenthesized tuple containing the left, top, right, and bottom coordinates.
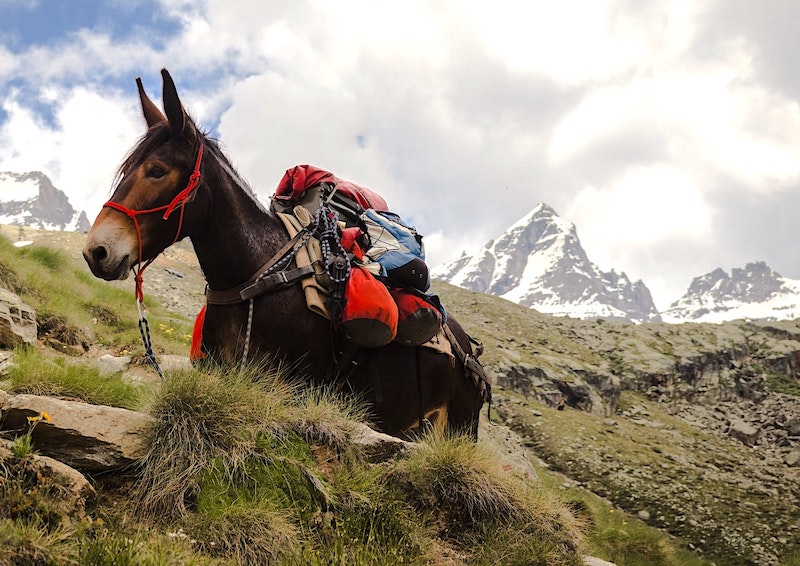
(387, 432, 585, 565)
(134, 363, 296, 519)
(3, 346, 144, 409)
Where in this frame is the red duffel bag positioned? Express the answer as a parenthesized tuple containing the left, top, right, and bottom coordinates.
(338, 265, 398, 348)
(390, 288, 442, 346)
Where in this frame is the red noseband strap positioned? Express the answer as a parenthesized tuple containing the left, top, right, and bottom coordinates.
(102, 143, 204, 302)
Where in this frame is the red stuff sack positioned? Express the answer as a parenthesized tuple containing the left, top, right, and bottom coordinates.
(338, 265, 398, 348)
(190, 304, 207, 362)
(390, 288, 442, 346)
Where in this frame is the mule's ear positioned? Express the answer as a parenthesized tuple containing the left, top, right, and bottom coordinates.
(136, 77, 166, 128)
(161, 68, 197, 144)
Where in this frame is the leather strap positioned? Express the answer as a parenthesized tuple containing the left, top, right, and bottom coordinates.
(443, 324, 492, 403)
(204, 224, 315, 305)
(205, 264, 315, 305)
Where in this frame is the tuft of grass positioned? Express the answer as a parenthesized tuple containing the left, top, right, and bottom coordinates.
(17, 244, 70, 271)
(387, 432, 585, 565)
(287, 385, 370, 451)
(133, 363, 296, 519)
(4, 346, 145, 409)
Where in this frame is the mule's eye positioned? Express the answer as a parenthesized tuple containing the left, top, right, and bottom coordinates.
(147, 166, 166, 179)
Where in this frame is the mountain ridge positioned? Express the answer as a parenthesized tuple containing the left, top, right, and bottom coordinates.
(433, 203, 800, 324)
(0, 171, 89, 232)
(432, 203, 662, 323)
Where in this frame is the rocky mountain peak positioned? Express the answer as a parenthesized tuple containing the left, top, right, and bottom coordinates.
(662, 261, 800, 322)
(432, 203, 661, 323)
(0, 171, 89, 232)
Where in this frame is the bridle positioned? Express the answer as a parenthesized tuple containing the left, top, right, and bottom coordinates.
(101, 142, 204, 376)
(103, 142, 204, 303)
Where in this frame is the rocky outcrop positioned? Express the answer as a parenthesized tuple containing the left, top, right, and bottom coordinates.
(0, 288, 36, 347)
(491, 361, 620, 416)
(0, 393, 153, 473)
(0, 438, 95, 502)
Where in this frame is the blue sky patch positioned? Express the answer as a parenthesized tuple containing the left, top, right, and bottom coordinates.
(0, 0, 182, 52)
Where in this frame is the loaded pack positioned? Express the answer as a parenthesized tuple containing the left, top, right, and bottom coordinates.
(270, 164, 445, 349)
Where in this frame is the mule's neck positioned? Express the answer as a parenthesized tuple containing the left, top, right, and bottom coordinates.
(188, 153, 287, 291)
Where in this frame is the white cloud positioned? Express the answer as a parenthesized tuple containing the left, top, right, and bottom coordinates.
(0, 87, 141, 218)
(1, 0, 800, 310)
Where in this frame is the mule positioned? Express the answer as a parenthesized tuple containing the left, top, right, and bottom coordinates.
(83, 69, 488, 439)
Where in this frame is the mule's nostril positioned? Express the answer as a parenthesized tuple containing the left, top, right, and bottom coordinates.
(92, 245, 108, 263)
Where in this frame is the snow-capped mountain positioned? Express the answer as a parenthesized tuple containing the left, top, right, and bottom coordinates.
(0, 171, 90, 232)
(661, 262, 800, 323)
(432, 203, 662, 323)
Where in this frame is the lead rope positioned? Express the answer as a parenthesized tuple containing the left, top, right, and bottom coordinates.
(136, 295, 163, 378)
(241, 298, 255, 369)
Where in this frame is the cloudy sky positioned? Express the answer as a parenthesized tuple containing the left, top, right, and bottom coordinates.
(1, 0, 798, 310)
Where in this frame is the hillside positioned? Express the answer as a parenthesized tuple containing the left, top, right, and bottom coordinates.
(1, 225, 799, 564)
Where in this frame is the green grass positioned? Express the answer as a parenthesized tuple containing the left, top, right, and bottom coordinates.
(3, 346, 145, 410)
(0, 234, 192, 357)
(0, 365, 578, 566)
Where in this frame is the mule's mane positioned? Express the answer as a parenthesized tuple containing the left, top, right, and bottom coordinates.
(113, 122, 268, 215)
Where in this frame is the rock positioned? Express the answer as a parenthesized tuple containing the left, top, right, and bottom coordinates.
(0, 438, 95, 515)
(785, 449, 800, 467)
(349, 422, 412, 462)
(787, 419, 800, 437)
(0, 349, 12, 374)
(0, 288, 37, 347)
(583, 556, 617, 566)
(159, 354, 191, 372)
(638, 509, 651, 521)
(0, 394, 153, 473)
(96, 354, 132, 374)
(729, 419, 760, 446)
(492, 361, 619, 416)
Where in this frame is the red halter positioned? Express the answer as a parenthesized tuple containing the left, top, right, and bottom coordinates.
(102, 143, 204, 302)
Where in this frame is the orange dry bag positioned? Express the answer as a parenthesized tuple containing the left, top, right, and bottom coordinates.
(390, 288, 442, 346)
(338, 265, 398, 347)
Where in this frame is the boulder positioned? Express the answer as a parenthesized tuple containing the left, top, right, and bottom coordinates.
(0, 394, 153, 473)
(786, 449, 800, 467)
(0, 288, 36, 347)
(492, 361, 619, 416)
(0, 438, 96, 503)
(96, 354, 132, 374)
(350, 422, 411, 462)
(728, 419, 760, 446)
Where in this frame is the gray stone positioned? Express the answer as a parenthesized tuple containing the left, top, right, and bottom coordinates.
(729, 419, 760, 446)
(785, 449, 800, 467)
(96, 354, 132, 374)
(349, 422, 411, 462)
(638, 509, 651, 521)
(159, 354, 191, 372)
(0, 288, 36, 347)
(583, 556, 617, 566)
(0, 439, 97, 502)
(0, 394, 153, 473)
(0, 350, 12, 375)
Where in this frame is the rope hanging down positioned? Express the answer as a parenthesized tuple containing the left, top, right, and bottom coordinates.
(102, 143, 205, 378)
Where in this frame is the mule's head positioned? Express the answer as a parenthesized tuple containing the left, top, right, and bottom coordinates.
(83, 69, 204, 280)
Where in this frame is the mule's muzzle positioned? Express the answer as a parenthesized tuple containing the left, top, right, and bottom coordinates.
(83, 243, 131, 281)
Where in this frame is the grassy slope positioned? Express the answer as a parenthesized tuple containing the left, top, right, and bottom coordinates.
(3, 232, 794, 564)
(434, 281, 800, 565)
